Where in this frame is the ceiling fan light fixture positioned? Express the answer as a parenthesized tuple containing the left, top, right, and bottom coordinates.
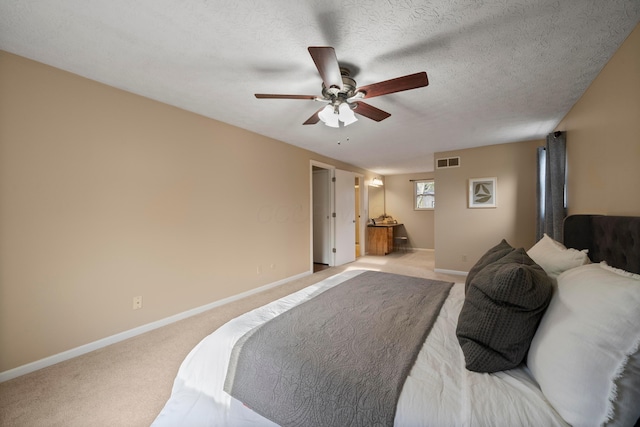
(318, 104, 334, 122)
(338, 102, 358, 126)
(318, 105, 339, 127)
(325, 116, 340, 128)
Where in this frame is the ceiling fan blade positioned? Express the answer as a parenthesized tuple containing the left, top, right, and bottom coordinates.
(303, 108, 323, 125)
(308, 46, 343, 89)
(352, 102, 391, 122)
(255, 94, 318, 100)
(356, 72, 428, 99)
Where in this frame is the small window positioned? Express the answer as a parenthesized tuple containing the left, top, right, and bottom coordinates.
(414, 180, 435, 210)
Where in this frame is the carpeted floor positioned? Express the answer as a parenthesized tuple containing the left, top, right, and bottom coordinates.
(0, 251, 462, 427)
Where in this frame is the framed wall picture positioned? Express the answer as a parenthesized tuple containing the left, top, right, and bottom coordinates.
(468, 177, 497, 208)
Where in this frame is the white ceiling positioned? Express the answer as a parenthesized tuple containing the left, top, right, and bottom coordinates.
(1, 1, 638, 174)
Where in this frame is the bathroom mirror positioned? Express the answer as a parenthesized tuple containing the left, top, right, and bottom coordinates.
(368, 185, 385, 220)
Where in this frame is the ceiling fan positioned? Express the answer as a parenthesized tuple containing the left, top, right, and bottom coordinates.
(255, 46, 429, 127)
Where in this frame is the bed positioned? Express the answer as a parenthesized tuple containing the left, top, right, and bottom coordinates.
(152, 215, 640, 427)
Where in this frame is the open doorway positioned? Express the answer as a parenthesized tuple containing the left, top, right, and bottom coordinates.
(310, 162, 363, 272)
(312, 165, 332, 270)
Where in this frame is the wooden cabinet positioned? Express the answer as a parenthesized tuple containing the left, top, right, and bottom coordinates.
(367, 224, 401, 255)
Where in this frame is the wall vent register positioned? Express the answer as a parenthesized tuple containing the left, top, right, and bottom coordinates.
(436, 157, 460, 169)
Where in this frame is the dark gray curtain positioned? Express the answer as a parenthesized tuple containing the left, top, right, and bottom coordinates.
(535, 146, 546, 241)
(536, 131, 566, 242)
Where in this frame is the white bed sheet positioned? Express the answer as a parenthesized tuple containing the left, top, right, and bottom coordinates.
(152, 269, 568, 426)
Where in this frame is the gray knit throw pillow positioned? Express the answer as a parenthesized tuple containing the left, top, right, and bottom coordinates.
(457, 248, 553, 373)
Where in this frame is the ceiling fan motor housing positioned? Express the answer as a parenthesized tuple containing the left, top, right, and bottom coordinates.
(322, 68, 357, 106)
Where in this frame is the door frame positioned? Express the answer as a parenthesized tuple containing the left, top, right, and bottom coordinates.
(312, 168, 331, 265)
(309, 160, 364, 271)
(310, 161, 335, 271)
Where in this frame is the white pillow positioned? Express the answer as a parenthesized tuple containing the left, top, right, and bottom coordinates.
(527, 233, 590, 278)
(527, 263, 640, 426)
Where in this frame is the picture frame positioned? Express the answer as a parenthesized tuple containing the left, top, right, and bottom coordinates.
(468, 177, 497, 208)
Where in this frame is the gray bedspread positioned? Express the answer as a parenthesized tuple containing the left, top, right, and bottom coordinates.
(224, 270, 453, 427)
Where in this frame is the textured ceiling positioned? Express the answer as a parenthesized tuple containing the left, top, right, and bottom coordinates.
(1, 1, 639, 174)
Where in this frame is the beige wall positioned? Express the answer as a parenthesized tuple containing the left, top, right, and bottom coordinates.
(434, 140, 544, 272)
(556, 24, 640, 216)
(384, 173, 435, 249)
(0, 52, 374, 372)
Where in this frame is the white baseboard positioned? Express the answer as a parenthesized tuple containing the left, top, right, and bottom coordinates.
(0, 270, 312, 383)
(434, 268, 468, 277)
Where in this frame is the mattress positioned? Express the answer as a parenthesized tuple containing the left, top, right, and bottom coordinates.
(152, 269, 568, 426)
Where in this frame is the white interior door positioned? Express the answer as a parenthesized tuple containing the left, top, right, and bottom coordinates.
(334, 169, 356, 266)
(312, 169, 331, 264)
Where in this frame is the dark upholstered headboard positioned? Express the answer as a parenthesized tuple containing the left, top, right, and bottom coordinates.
(564, 215, 640, 274)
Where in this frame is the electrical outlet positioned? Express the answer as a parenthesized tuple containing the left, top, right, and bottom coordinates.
(256, 265, 262, 275)
(132, 296, 143, 310)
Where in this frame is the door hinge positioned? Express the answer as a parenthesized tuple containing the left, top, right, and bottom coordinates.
(332, 248, 336, 253)
(332, 212, 336, 218)
(332, 177, 336, 182)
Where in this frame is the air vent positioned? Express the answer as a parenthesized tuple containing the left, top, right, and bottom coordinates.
(436, 156, 460, 169)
